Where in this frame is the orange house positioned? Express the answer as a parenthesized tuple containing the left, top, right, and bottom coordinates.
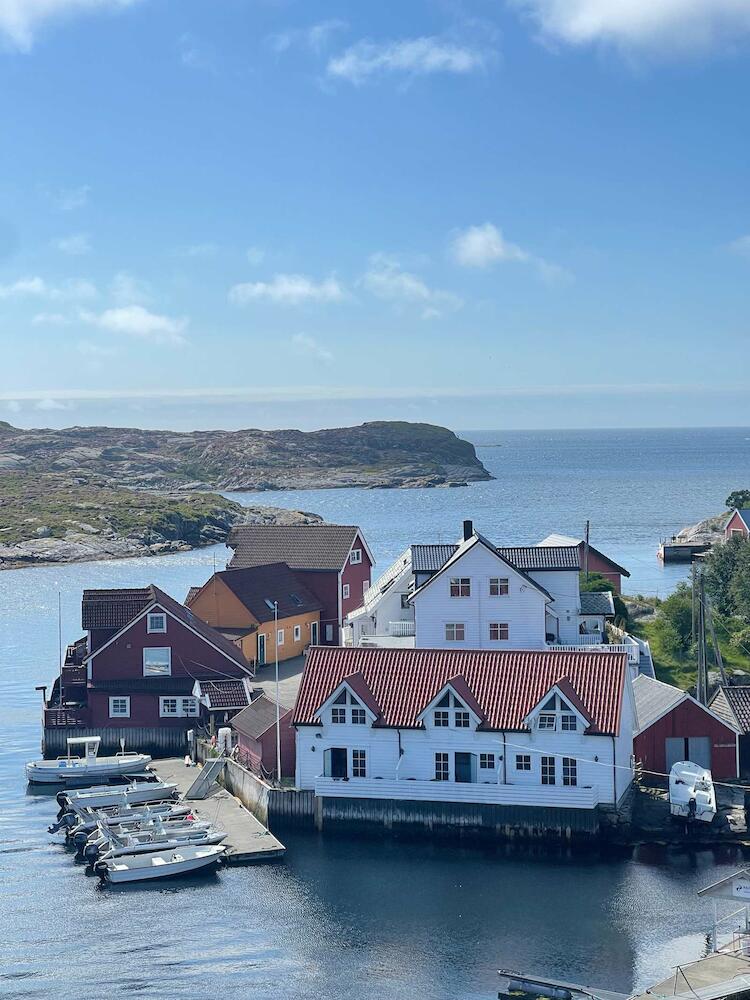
(186, 562, 322, 666)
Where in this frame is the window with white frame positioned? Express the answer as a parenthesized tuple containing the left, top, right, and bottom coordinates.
(433, 692, 472, 728)
(143, 647, 171, 676)
(147, 612, 166, 634)
(479, 753, 495, 769)
(330, 689, 367, 726)
(454, 710, 470, 728)
(362, 579, 369, 594)
(181, 697, 199, 717)
(349, 548, 362, 565)
(489, 622, 509, 641)
(449, 577, 471, 597)
(331, 707, 346, 724)
(534, 693, 581, 733)
(489, 577, 509, 596)
(342, 583, 350, 600)
(325, 624, 333, 641)
(538, 713, 556, 730)
(445, 623, 465, 641)
(434, 752, 449, 781)
(277, 628, 284, 646)
(516, 754, 531, 771)
(434, 709, 449, 727)
(109, 696, 130, 718)
(293, 624, 301, 642)
(541, 756, 556, 785)
(561, 714, 578, 732)
(351, 707, 366, 725)
(562, 756, 577, 786)
(352, 749, 367, 778)
(160, 697, 178, 716)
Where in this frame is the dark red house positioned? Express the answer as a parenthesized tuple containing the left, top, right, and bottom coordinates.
(710, 686, 750, 775)
(43, 585, 253, 757)
(539, 533, 630, 593)
(725, 510, 750, 541)
(227, 524, 374, 644)
(633, 675, 739, 780)
(230, 694, 295, 781)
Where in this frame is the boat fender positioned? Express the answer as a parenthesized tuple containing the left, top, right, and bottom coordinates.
(507, 981, 572, 1000)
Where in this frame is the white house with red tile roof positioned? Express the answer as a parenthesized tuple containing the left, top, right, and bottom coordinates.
(293, 646, 635, 815)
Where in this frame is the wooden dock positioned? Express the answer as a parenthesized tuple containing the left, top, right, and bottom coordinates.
(149, 757, 286, 864)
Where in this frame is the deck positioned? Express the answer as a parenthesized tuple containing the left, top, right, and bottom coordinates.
(149, 757, 286, 864)
(631, 952, 750, 1000)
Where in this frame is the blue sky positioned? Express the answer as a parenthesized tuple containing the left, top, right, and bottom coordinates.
(0, 0, 749, 431)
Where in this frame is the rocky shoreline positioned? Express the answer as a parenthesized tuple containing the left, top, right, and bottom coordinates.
(674, 511, 728, 545)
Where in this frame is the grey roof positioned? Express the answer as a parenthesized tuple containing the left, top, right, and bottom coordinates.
(227, 524, 363, 572)
(82, 588, 153, 629)
(580, 591, 616, 616)
(498, 545, 580, 571)
(711, 686, 750, 733)
(538, 534, 630, 577)
(633, 674, 687, 732)
(217, 562, 322, 623)
(185, 586, 201, 605)
(730, 510, 750, 530)
(411, 543, 458, 573)
(231, 694, 287, 740)
(195, 679, 250, 710)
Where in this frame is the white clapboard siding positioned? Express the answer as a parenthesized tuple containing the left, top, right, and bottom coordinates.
(529, 569, 581, 643)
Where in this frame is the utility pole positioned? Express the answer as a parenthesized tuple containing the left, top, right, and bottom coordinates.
(691, 562, 697, 648)
(695, 566, 708, 705)
(584, 520, 590, 582)
(274, 601, 281, 784)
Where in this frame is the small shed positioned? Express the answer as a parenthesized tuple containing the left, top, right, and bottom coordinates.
(710, 686, 750, 776)
(725, 510, 750, 541)
(579, 590, 615, 636)
(633, 675, 739, 779)
(231, 694, 295, 781)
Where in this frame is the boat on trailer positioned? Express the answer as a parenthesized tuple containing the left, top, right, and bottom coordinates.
(94, 844, 226, 883)
(669, 760, 717, 823)
(26, 737, 151, 785)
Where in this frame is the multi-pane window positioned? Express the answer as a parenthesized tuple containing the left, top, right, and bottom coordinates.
(445, 623, 465, 641)
(454, 710, 470, 728)
(480, 753, 495, 769)
(159, 697, 196, 718)
(351, 708, 366, 725)
(516, 754, 532, 771)
(147, 612, 166, 633)
(352, 750, 367, 778)
(561, 714, 578, 732)
(331, 690, 367, 725)
(562, 757, 577, 786)
(535, 694, 580, 733)
(435, 753, 450, 781)
(143, 647, 171, 676)
(489, 623, 509, 641)
(541, 756, 556, 785)
(349, 548, 362, 564)
(109, 696, 130, 718)
(342, 584, 350, 600)
(433, 692, 472, 728)
(489, 577, 509, 596)
(538, 713, 556, 731)
(331, 707, 346, 724)
(160, 697, 178, 716)
(293, 625, 301, 641)
(181, 697, 198, 717)
(434, 709, 449, 727)
(449, 577, 471, 597)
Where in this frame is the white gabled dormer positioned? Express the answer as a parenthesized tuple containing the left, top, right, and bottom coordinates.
(417, 677, 485, 731)
(523, 679, 592, 735)
(316, 672, 381, 729)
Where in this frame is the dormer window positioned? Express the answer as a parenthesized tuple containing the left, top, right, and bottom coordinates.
(455, 710, 470, 728)
(350, 548, 362, 565)
(432, 692, 472, 728)
(450, 577, 471, 597)
(538, 713, 556, 731)
(329, 689, 368, 726)
(147, 612, 166, 634)
(534, 694, 580, 732)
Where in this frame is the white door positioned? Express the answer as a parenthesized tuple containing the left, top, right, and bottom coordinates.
(257, 632, 266, 666)
(665, 737, 685, 772)
(688, 737, 712, 770)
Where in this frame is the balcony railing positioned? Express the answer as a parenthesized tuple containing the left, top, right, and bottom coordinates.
(314, 775, 599, 809)
(571, 632, 606, 645)
(44, 705, 89, 728)
(62, 665, 87, 685)
(388, 621, 415, 637)
(547, 640, 640, 665)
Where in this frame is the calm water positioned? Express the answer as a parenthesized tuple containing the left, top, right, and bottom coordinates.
(2, 427, 749, 998)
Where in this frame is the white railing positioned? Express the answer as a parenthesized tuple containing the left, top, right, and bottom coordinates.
(547, 640, 640, 665)
(388, 621, 416, 637)
(571, 633, 606, 645)
(314, 775, 599, 809)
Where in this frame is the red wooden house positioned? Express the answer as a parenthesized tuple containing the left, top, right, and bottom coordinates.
(227, 524, 374, 645)
(539, 533, 630, 593)
(230, 694, 295, 780)
(43, 585, 253, 757)
(725, 510, 750, 541)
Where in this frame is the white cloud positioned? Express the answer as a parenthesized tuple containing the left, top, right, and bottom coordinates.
(35, 397, 69, 411)
(328, 36, 486, 84)
(229, 273, 346, 306)
(246, 246, 265, 266)
(290, 333, 334, 365)
(110, 270, 150, 304)
(510, 0, 750, 55)
(451, 222, 569, 282)
(361, 253, 462, 319)
(52, 232, 90, 255)
(0, 275, 96, 300)
(81, 305, 187, 344)
(0, 0, 142, 52)
(32, 311, 73, 325)
(269, 19, 347, 55)
(51, 183, 90, 211)
(178, 32, 215, 72)
(729, 234, 750, 258)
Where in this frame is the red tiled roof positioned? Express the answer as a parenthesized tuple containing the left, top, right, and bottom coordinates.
(293, 646, 627, 735)
(196, 679, 251, 710)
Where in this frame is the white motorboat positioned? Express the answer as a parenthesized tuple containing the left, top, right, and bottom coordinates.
(64, 803, 195, 841)
(669, 760, 717, 823)
(56, 780, 178, 817)
(26, 737, 151, 785)
(89, 823, 226, 862)
(95, 844, 226, 883)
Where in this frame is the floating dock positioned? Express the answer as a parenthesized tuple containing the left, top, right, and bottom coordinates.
(149, 757, 285, 864)
(658, 540, 710, 562)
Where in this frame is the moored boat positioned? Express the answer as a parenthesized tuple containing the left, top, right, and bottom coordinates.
(88, 823, 226, 862)
(56, 780, 178, 816)
(26, 737, 151, 785)
(94, 844, 226, 883)
(669, 760, 717, 823)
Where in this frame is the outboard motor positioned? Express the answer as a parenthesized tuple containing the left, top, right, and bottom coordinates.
(49, 811, 77, 834)
(83, 842, 100, 863)
(72, 829, 90, 849)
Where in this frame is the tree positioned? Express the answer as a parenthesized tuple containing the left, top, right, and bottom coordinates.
(729, 544, 750, 619)
(704, 536, 745, 616)
(579, 571, 629, 623)
(726, 489, 750, 510)
(654, 582, 694, 655)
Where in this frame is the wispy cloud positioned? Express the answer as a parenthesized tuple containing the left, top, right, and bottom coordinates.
(229, 273, 346, 306)
(178, 31, 215, 72)
(76, 339, 116, 358)
(0, 1, 144, 53)
(52, 232, 91, 255)
(728, 234, 750, 258)
(35, 397, 71, 411)
(53, 184, 91, 212)
(110, 270, 150, 305)
(328, 36, 487, 84)
(451, 223, 569, 282)
(510, 0, 750, 56)
(179, 242, 219, 258)
(361, 253, 462, 319)
(290, 333, 334, 365)
(32, 312, 73, 325)
(0, 275, 97, 300)
(246, 246, 265, 266)
(81, 305, 187, 344)
(269, 19, 346, 55)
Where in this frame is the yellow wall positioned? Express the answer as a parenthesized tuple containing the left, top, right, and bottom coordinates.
(249, 609, 320, 664)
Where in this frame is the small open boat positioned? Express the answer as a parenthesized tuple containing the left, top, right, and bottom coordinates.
(64, 803, 194, 842)
(669, 760, 717, 823)
(95, 844, 226, 883)
(26, 737, 151, 785)
(88, 822, 226, 862)
(56, 780, 178, 817)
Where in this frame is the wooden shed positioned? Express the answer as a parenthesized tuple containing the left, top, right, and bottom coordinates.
(231, 694, 296, 781)
(633, 675, 739, 780)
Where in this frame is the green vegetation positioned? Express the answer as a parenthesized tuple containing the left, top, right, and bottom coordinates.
(579, 571, 629, 624)
(726, 489, 750, 509)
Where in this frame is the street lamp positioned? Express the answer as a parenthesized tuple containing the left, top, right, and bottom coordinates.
(274, 600, 281, 783)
